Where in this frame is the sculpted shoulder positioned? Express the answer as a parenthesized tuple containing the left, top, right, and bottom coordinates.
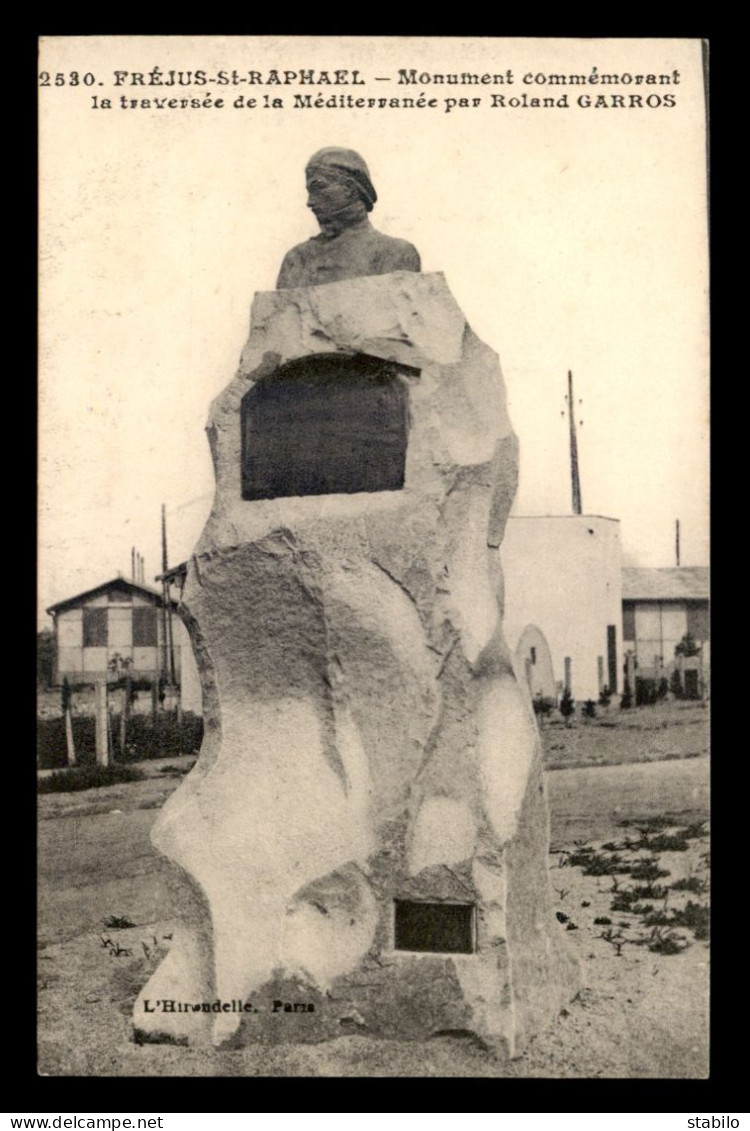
(371, 231, 421, 271)
(277, 228, 421, 289)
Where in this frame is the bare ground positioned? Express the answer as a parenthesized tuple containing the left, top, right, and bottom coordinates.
(37, 705, 709, 1078)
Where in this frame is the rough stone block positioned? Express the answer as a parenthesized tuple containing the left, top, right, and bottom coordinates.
(134, 271, 579, 1053)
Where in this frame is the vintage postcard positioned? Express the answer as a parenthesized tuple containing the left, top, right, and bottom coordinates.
(38, 36, 709, 1078)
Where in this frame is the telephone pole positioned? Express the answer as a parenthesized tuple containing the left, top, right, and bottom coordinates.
(161, 504, 176, 686)
(568, 370, 583, 515)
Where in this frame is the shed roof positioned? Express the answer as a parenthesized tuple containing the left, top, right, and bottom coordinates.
(46, 577, 176, 616)
(622, 567, 709, 602)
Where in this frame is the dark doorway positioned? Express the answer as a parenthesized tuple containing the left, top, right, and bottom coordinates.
(607, 624, 618, 694)
(241, 354, 413, 501)
(684, 669, 700, 699)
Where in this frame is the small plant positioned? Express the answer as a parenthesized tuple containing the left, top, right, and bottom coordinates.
(646, 926, 688, 955)
(620, 816, 671, 831)
(643, 909, 671, 927)
(672, 901, 710, 941)
(555, 888, 569, 901)
(594, 916, 612, 925)
(611, 892, 636, 913)
(675, 633, 700, 658)
(598, 928, 627, 956)
(103, 915, 136, 930)
(580, 852, 634, 877)
(629, 859, 670, 881)
(555, 911, 569, 924)
(637, 832, 690, 853)
(532, 695, 555, 724)
(631, 883, 669, 901)
(598, 685, 612, 708)
(559, 688, 576, 727)
(582, 699, 597, 721)
(109, 942, 133, 958)
(671, 876, 708, 895)
(566, 922, 578, 931)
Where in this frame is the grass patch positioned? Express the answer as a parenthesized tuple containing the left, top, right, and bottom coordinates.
(637, 833, 690, 852)
(565, 847, 638, 876)
(644, 901, 709, 941)
(38, 765, 145, 794)
(671, 876, 708, 894)
(628, 859, 670, 881)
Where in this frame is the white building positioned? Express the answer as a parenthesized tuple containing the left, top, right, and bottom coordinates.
(501, 515, 623, 703)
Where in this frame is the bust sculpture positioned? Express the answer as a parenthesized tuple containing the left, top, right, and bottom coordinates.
(276, 147, 421, 289)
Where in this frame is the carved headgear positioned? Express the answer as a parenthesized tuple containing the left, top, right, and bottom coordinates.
(305, 148, 377, 212)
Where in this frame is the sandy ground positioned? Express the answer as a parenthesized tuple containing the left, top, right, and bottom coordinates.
(37, 705, 709, 1078)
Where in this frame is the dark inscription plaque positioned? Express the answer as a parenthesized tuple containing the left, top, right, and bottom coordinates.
(241, 354, 413, 501)
(394, 901, 475, 954)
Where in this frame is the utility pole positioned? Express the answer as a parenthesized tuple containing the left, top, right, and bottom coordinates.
(161, 504, 177, 687)
(567, 370, 582, 515)
(675, 519, 681, 567)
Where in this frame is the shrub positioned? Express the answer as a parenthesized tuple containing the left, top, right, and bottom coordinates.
(637, 832, 689, 853)
(629, 859, 670, 881)
(582, 699, 597, 720)
(647, 927, 687, 955)
(532, 695, 555, 722)
(643, 902, 709, 942)
(103, 915, 136, 929)
(630, 883, 669, 901)
(37, 711, 203, 769)
(675, 634, 700, 658)
(37, 716, 97, 769)
(580, 852, 633, 876)
(598, 686, 612, 708)
(38, 765, 145, 794)
(559, 688, 575, 726)
(671, 876, 707, 895)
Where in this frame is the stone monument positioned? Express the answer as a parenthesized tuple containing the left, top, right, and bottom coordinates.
(134, 149, 578, 1055)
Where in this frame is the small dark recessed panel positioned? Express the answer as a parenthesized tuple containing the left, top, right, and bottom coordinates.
(242, 354, 411, 501)
(394, 900, 474, 954)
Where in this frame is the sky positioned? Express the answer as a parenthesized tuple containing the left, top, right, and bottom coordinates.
(38, 36, 709, 627)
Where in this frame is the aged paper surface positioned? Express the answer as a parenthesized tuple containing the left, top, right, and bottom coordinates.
(38, 36, 709, 1078)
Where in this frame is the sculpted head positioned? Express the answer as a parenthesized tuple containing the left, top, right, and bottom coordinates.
(305, 148, 377, 231)
(276, 147, 420, 288)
